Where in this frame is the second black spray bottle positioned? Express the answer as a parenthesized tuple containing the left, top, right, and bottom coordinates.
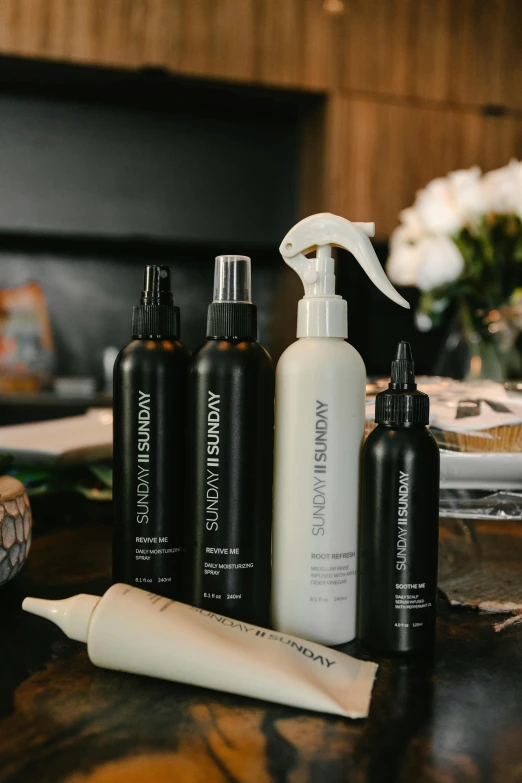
(185, 255, 274, 626)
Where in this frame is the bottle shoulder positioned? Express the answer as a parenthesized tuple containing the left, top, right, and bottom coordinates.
(364, 424, 440, 459)
(278, 338, 365, 374)
(115, 339, 190, 370)
(190, 339, 273, 372)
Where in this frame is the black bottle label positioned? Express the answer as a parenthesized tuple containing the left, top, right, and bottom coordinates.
(186, 340, 274, 626)
(358, 426, 439, 656)
(393, 470, 434, 627)
(205, 391, 220, 532)
(132, 389, 183, 585)
(198, 389, 258, 609)
(113, 340, 189, 601)
(136, 390, 152, 525)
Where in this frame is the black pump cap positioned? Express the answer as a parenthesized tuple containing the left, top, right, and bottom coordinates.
(132, 265, 180, 339)
(206, 302, 257, 339)
(141, 265, 173, 306)
(375, 341, 429, 425)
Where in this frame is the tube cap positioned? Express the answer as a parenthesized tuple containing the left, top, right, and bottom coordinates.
(22, 593, 100, 642)
(132, 265, 180, 339)
(375, 342, 429, 425)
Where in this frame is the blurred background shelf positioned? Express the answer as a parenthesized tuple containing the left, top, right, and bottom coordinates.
(0, 0, 521, 393)
(0, 392, 111, 425)
(2, 0, 522, 235)
(1, 0, 521, 107)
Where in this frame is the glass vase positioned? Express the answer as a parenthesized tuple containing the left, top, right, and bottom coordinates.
(434, 301, 522, 381)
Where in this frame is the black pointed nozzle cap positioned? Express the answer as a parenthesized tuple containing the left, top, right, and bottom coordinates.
(375, 341, 429, 425)
(132, 265, 180, 339)
(390, 340, 416, 388)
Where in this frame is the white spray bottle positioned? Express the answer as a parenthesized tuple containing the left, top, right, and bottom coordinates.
(271, 213, 410, 645)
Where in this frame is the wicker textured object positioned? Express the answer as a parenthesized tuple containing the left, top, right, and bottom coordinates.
(433, 425, 522, 453)
(367, 377, 522, 453)
(0, 476, 32, 585)
(365, 419, 522, 453)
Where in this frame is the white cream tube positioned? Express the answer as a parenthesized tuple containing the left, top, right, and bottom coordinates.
(23, 583, 377, 719)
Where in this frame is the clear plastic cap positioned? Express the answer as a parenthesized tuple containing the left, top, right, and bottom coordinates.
(213, 255, 252, 303)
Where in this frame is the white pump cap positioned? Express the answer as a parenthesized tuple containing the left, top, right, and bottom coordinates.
(22, 593, 100, 642)
(280, 213, 410, 338)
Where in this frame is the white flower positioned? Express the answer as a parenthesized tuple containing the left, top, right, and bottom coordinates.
(386, 241, 422, 286)
(415, 312, 433, 332)
(390, 226, 410, 250)
(482, 160, 522, 217)
(397, 207, 425, 242)
(448, 166, 488, 223)
(415, 178, 463, 235)
(416, 235, 465, 292)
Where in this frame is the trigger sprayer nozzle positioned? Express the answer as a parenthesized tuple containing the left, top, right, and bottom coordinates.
(354, 222, 376, 237)
(279, 212, 410, 339)
(304, 246, 336, 296)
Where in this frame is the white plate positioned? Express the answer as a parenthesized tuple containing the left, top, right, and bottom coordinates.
(0, 409, 113, 465)
(2, 408, 519, 487)
(441, 450, 522, 490)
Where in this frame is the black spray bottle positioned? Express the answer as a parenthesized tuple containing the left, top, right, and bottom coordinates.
(185, 255, 274, 626)
(358, 341, 440, 656)
(113, 266, 190, 599)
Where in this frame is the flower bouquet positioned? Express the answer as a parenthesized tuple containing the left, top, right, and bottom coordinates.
(387, 162, 522, 380)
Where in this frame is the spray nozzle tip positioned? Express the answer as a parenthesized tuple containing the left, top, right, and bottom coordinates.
(144, 265, 171, 292)
(141, 265, 173, 305)
(391, 341, 416, 387)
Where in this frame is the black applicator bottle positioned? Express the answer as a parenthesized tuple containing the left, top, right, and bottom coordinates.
(358, 341, 440, 656)
(113, 265, 190, 599)
(186, 255, 274, 626)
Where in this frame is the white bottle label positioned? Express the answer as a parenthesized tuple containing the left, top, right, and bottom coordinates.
(309, 399, 356, 600)
(272, 339, 366, 645)
(312, 400, 328, 536)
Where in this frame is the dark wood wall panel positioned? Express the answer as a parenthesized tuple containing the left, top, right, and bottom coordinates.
(0, 0, 337, 89)
(339, 0, 415, 98)
(445, 0, 505, 106)
(498, 0, 522, 109)
(325, 96, 522, 237)
(1, 0, 521, 104)
(1, 0, 521, 236)
(337, 0, 520, 108)
(410, 0, 452, 102)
